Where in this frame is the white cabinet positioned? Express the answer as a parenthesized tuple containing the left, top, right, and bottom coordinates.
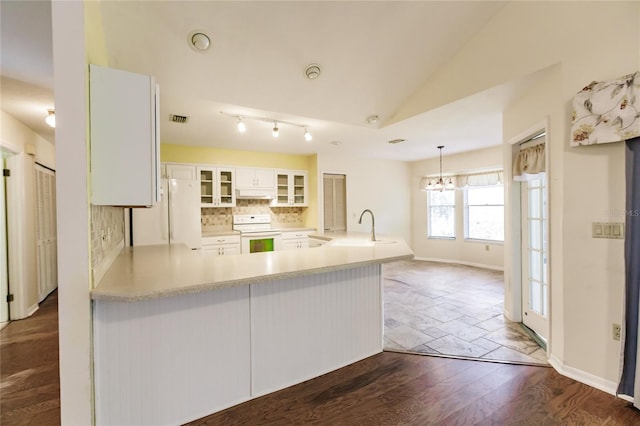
(198, 167, 236, 207)
(90, 64, 159, 206)
(274, 170, 308, 207)
(166, 164, 197, 180)
(281, 230, 312, 250)
(236, 167, 275, 190)
(202, 235, 241, 256)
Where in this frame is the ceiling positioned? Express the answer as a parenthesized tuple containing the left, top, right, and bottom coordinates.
(1, 1, 537, 161)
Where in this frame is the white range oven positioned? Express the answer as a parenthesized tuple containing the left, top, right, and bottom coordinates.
(233, 214, 283, 254)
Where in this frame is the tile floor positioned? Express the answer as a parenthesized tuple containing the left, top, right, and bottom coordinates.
(382, 259, 548, 365)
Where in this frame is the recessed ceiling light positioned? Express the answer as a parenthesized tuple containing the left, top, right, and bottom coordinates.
(305, 64, 321, 80)
(190, 32, 211, 51)
(388, 138, 405, 144)
(366, 115, 379, 124)
(330, 141, 342, 146)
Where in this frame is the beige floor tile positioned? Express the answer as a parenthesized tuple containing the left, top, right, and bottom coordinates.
(383, 260, 548, 365)
(385, 324, 435, 349)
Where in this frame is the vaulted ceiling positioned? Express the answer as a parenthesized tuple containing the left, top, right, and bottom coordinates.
(1, 1, 538, 161)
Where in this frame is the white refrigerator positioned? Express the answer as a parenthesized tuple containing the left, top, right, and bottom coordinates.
(131, 178, 201, 249)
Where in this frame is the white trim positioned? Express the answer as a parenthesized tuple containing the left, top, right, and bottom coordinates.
(504, 117, 551, 336)
(413, 256, 504, 271)
(0, 139, 22, 155)
(92, 239, 125, 286)
(548, 354, 627, 399)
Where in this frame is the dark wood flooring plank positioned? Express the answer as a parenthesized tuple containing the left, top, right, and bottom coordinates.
(4, 290, 640, 426)
(1, 291, 60, 426)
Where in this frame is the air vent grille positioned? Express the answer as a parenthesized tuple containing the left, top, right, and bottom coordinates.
(170, 114, 189, 123)
(388, 138, 405, 144)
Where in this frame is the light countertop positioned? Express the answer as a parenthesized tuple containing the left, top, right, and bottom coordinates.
(91, 233, 413, 302)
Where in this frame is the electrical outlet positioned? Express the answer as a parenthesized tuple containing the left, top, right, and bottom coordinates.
(485, 245, 490, 251)
(612, 323, 621, 341)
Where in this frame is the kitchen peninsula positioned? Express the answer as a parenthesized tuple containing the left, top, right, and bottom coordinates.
(92, 234, 413, 425)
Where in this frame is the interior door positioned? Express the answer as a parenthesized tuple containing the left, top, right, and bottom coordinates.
(0, 156, 9, 323)
(521, 175, 549, 341)
(323, 174, 346, 231)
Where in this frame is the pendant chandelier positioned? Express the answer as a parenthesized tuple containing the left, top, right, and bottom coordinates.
(420, 145, 455, 192)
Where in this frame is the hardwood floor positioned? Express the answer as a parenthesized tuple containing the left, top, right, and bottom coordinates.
(0, 291, 60, 426)
(191, 353, 640, 425)
(3, 290, 640, 425)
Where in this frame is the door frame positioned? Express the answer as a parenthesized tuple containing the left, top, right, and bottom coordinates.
(504, 118, 551, 349)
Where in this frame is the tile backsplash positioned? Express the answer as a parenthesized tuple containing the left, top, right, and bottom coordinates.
(90, 205, 125, 270)
(201, 200, 305, 232)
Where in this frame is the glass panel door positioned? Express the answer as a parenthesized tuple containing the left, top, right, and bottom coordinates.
(521, 176, 549, 341)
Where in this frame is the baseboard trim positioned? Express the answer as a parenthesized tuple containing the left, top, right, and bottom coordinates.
(93, 239, 125, 285)
(548, 354, 626, 399)
(413, 257, 504, 272)
(26, 302, 39, 317)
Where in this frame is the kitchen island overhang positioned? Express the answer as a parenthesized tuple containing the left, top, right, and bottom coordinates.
(91, 235, 413, 425)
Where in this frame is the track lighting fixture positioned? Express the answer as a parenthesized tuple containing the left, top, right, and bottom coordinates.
(220, 112, 312, 142)
(45, 109, 56, 128)
(237, 117, 246, 133)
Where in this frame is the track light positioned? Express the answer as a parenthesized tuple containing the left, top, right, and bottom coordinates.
(221, 112, 312, 142)
(237, 117, 246, 133)
(45, 109, 56, 128)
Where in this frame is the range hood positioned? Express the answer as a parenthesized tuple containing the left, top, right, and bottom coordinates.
(235, 188, 276, 200)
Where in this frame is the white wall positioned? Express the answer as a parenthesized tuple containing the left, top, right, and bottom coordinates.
(316, 153, 411, 244)
(52, 1, 93, 424)
(411, 145, 504, 269)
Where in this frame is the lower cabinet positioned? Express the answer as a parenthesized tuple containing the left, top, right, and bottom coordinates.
(202, 235, 241, 256)
(281, 231, 312, 250)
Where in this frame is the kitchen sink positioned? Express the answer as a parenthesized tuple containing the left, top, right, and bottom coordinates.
(330, 239, 396, 247)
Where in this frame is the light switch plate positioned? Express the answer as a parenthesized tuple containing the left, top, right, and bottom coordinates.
(592, 222, 624, 239)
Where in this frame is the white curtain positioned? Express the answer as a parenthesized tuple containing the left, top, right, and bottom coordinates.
(513, 143, 545, 182)
(457, 171, 503, 187)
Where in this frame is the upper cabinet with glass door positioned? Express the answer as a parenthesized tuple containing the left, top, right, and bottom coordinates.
(198, 166, 236, 207)
(273, 170, 308, 207)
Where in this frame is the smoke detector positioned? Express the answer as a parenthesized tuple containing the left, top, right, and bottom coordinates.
(366, 115, 379, 125)
(305, 64, 321, 80)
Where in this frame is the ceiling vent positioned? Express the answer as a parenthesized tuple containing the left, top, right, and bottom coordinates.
(388, 138, 405, 144)
(170, 114, 189, 124)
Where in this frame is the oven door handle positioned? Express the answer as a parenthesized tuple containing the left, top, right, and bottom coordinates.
(241, 232, 281, 238)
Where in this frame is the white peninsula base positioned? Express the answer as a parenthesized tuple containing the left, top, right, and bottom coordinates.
(93, 263, 383, 425)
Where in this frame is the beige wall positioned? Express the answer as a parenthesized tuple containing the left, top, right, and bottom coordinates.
(316, 153, 411, 244)
(1, 110, 56, 168)
(411, 145, 504, 269)
(0, 110, 56, 319)
(447, 2, 640, 388)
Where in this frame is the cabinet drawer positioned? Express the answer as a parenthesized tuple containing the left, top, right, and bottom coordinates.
(281, 231, 313, 240)
(202, 235, 241, 246)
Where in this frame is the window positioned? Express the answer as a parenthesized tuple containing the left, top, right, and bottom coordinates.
(465, 185, 504, 241)
(428, 190, 455, 238)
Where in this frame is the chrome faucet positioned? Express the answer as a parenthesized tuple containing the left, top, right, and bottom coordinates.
(358, 209, 376, 241)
